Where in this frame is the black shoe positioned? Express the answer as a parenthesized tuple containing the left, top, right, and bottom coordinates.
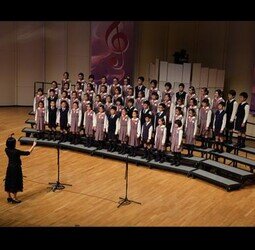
(175, 162, 180, 166)
(7, 198, 13, 203)
(159, 157, 165, 163)
(12, 199, 21, 204)
(141, 151, 147, 159)
(97, 142, 103, 150)
(118, 144, 124, 154)
(63, 134, 67, 142)
(129, 147, 134, 156)
(155, 156, 160, 162)
(47, 134, 51, 141)
(121, 145, 127, 155)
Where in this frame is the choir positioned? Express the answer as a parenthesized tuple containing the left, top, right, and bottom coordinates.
(33, 72, 250, 166)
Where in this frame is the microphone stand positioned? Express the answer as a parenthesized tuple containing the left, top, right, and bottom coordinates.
(48, 141, 72, 192)
(117, 156, 141, 208)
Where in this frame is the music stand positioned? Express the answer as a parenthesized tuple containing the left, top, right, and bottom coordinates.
(48, 141, 72, 192)
(117, 156, 141, 208)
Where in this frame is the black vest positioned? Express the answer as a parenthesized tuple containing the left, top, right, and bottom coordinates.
(126, 106, 135, 118)
(142, 122, 152, 141)
(236, 102, 248, 123)
(135, 85, 146, 99)
(59, 108, 69, 126)
(215, 110, 225, 130)
(108, 115, 118, 134)
(226, 99, 237, 121)
(48, 96, 58, 107)
(176, 91, 187, 102)
(140, 109, 152, 126)
(154, 111, 166, 129)
(48, 107, 57, 125)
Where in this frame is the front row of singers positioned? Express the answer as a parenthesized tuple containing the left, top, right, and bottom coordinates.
(34, 90, 249, 166)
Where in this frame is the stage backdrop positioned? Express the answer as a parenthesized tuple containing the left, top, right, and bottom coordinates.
(91, 21, 134, 84)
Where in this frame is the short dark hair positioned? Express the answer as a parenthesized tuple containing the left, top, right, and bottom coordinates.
(78, 72, 84, 77)
(151, 92, 159, 99)
(165, 82, 172, 88)
(218, 101, 225, 107)
(38, 88, 43, 92)
(132, 109, 139, 116)
(175, 107, 183, 114)
(137, 91, 145, 97)
(202, 98, 210, 106)
(62, 90, 68, 95)
(86, 103, 93, 109)
(216, 89, 223, 97)
(49, 89, 55, 93)
(113, 77, 119, 82)
(202, 87, 209, 95)
(52, 81, 57, 85)
(179, 83, 185, 88)
(144, 114, 152, 119)
(106, 95, 112, 101)
(138, 76, 144, 82)
(64, 72, 69, 78)
(159, 103, 166, 109)
(89, 74, 94, 79)
(115, 87, 121, 93)
(60, 100, 68, 105)
(102, 75, 107, 80)
(110, 105, 117, 111)
(116, 97, 123, 105)
(38, 100, 44, 106)
(189, 98, 197, 106)
(6, 136, 16, 150)
(128, 98, 134, 105)
(177, 98, 184, 104)
(123, 76, 131, 85)
(143, 100, 150, 106)
(189, 108, 196, 116)
(87, 83, 94, 90)
(158, 117, 165, 125)
(150, 79, 158, 86)
(228, 89, 236, 97)
(240, 92, 248, 100)
(96, 94, 101, 100)
(73, 101, 79, 106)
(98, 104, 105, 110)
(164, 93, 171, 99)
(175, 119, 182, 127)
(189, 86, 195, 93)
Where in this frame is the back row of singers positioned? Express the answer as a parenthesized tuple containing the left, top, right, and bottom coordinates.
(34, 89, 249, 165)
(35, 74, 226, 113)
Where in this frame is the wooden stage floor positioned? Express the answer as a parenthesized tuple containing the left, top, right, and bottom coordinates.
(1, 107, 255, 226)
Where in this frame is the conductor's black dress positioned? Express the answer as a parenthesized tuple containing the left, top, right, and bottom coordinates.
(5, 148, 30, 193)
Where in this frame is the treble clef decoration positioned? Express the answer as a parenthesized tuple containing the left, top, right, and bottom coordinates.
(105, 21, 129, 70)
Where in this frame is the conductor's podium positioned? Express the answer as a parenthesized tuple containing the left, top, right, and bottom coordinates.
(19, 135, 255, 192)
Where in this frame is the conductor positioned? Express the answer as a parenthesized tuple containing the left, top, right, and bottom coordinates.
(4, 134, 36, 204)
